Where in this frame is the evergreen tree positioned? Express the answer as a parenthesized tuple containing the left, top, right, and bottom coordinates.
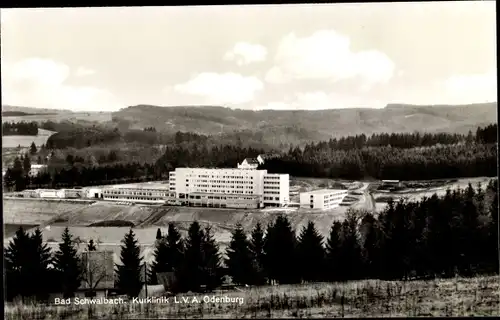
(264, 215, 300, 284)
(27, 228, 53, 301)
(249, 222, 266, 285)
(201, 226, 224, 291)
(115, 229, 143, 298)
(339, 211, 363, 281)
(4, 227, 30, 301)
(53, 227, 82, 298)
(150, 223, 184, 285)
(87, 239, 97, 251)
(23, 154, 31, 176)
(226, 223, 255, 285)
(30, 142, 37, 155)
(325, 221, 343, 281)
(296, 221, 325, 282)
(176, 221, 204, 292)
(488, 189, 499, 273)
(360, 213, 382, 279)
(156, 228, 162, 240)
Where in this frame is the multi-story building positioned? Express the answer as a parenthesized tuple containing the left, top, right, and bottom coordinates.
(299, 189, 348, 209)
(263, 173, 289, 207)
(169, 167, 289, 209)
(101, 183, 170, 204)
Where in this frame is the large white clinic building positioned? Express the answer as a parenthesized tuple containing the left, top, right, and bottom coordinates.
(169, 167, 289, 209)
(299, 189, 348, 209)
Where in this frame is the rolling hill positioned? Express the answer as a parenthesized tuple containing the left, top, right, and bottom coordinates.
(112, 102, 497, 139)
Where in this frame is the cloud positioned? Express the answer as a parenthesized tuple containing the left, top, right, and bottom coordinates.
(75, 66, 96, 77)
(255, 91, 385, 110)
(173, 72, 264, 105)
(443, 69, 497, 104)
(224, 42, 268, 65)
(2, 58, 121, 111)
(265, 30, 395, 87)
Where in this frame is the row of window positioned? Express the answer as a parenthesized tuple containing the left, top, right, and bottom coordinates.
(104, 196, 163, 201)
(264, 191, 280, 195)
(188, 195, 257, 201)
(263, 196, 280, 201)
(264, 186, 280, 190)
(103, 190, 167, 197)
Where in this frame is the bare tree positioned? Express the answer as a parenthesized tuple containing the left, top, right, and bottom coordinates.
(81, 251, 113, 296)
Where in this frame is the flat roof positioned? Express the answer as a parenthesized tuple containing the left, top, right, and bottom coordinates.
(104, 183, 170, 190)
(189, 192, 260, 198)
(301, 189, 347, 195)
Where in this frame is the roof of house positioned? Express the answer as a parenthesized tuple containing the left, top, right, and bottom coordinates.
(243, 158, 259, 165)
(301, 189, 348, 196)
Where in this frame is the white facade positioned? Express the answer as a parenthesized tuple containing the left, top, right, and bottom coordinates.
(263, 173, 289, 207)
(237, 158, 259, 170)
(169, 167, 289, 208)
(101, 184, 170, 204)
(300, 189, 348, 209)
(29, 164, 47, 177)
(86, 188, 103, 199)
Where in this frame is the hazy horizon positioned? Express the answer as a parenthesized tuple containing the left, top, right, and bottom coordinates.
(1, 3, 497, 112)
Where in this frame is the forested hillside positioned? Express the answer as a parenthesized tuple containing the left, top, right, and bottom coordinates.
(3, 124, 496, 191)
(112, 102, 497, 139)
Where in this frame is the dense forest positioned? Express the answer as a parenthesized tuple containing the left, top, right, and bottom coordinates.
(2, 121, 39, 135)
(3, 124, 497, 191)
(4, 179, 498, 301)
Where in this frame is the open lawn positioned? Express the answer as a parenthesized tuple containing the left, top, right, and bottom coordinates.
(2, 128, 57, 148)
(4, 275, 499, 319)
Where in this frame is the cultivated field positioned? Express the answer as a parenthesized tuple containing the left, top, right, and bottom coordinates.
(1, 112, 112, 124)
(4, 275, 499, 319)
(2, 128, 57, 148)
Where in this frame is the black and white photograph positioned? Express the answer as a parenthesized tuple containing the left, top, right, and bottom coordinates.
(1, 2, 498, 318)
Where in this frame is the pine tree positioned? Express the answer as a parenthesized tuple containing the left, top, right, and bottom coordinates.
(4, 226, 30, 301)
(53, 227, 82, 298)
(150, 223, 184, 285)
(87, 239, 97, 251)
(249, 222, 266, 285)
(226, 223, 255, 285)
(325, 221, 343, 281)
(296, 221, 325, 282)
(360, 213, 382, 279)
(30, 142, 37, 155)
(201, 226, 223, 291)
(156, 228, 162, 240)
(27, 228, 53, 301)
(263, 215, 300, 284)
(176, 221, 204, 292)
(23, 155, 31, 176)
(115, 229, 143, 298)
(339, 211, 363, 281)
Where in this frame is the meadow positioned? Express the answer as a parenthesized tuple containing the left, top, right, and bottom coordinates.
(2, 128, 57, 148)
(4, 275, 499, 319)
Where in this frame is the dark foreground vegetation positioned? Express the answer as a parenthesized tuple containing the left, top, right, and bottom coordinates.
(5, 178, 498, 303)
(3, 124, 497, 191)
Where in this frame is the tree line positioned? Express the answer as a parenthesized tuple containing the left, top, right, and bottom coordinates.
(2, 121, 39, 135)
(3, 124, 497, 191)
(260, 142, 497, 180)
(5, 179, 498, 302)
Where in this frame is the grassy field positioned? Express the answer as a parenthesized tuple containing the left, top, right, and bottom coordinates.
(4, 275, 499, 319)
(2, 128, 57, 148)
(1, 112, 112, 124)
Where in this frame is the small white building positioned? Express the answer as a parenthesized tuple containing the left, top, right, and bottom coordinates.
(300, 189, 348, 209)
(29, 164, 47, 177)
(237, 158, 260, 170)
(86, 188, 103, 199)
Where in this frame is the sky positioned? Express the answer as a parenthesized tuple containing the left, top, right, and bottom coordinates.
(1, 2, 497, 112)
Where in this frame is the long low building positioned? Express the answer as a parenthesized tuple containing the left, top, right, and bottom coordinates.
(299, 189, 348, 209)
(101, 183, 171, 204)
(169, 167, 289, 208)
